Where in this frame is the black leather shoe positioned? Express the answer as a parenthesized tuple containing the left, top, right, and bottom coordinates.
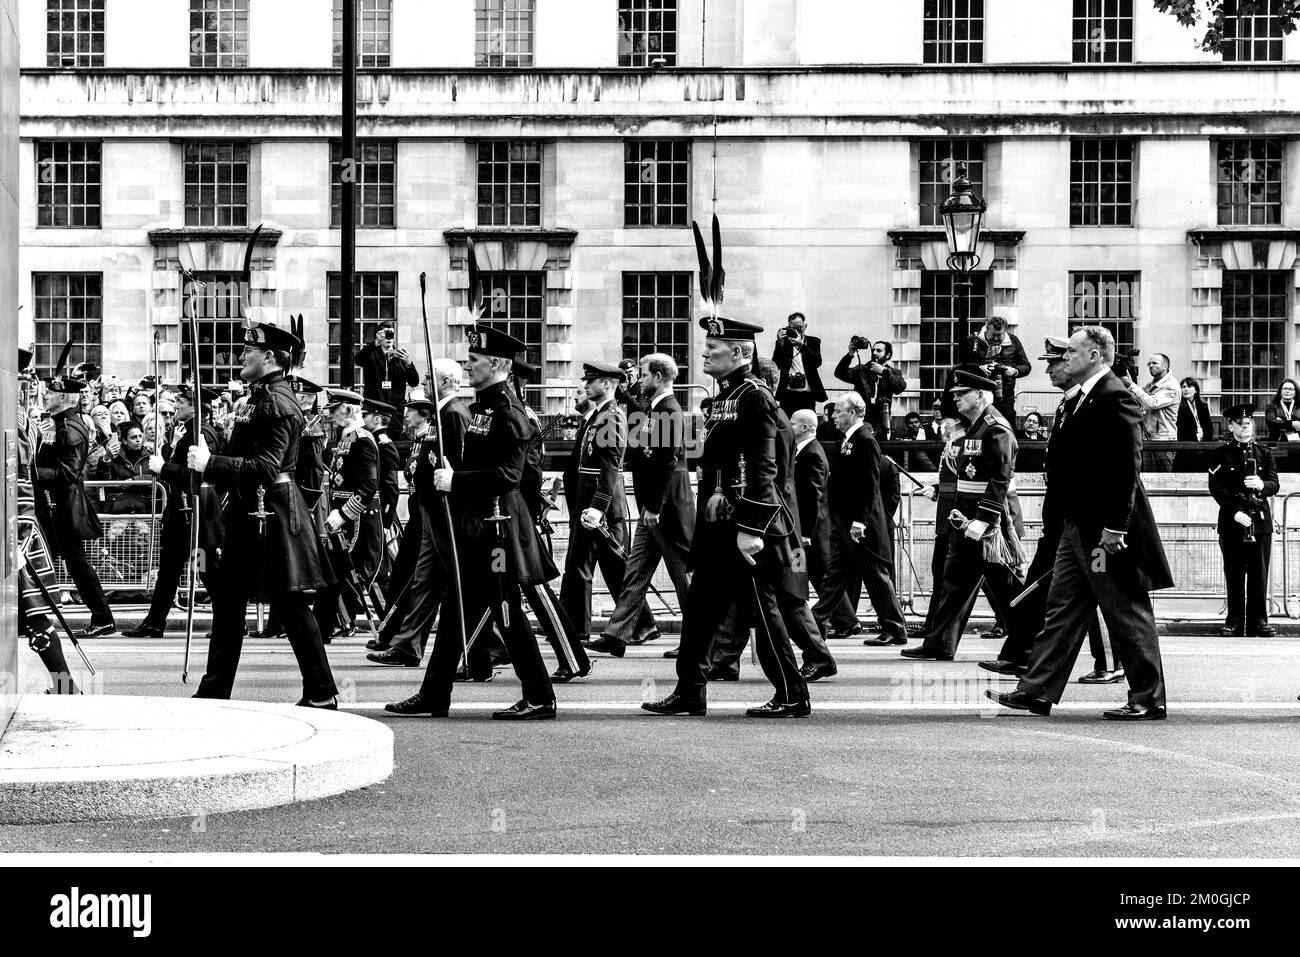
(1079, 668, 1125, 684)
(663, 647, 679, 659)
(705, 667, 739, 682)
(799, 662, 837, 681)
(826, 625, 863, 640)
(121, 623, 163, 639)
(453, 666, 496, 683)
(76, 623, 116, 639)
(900, 645, 954, 661)
(1252, 624, 1277, 638)
(250, 624, 286, 639)
(367, 648, 420, 667)
(583, 635, 626, 658)
(551, 662, 594, 683)
(627, 629, 660, 646)
(383, 694, 448, 717)
(862, 634, 907, 646)
(746, 698, 812, 718)
(365, 638, 388, 651)
(641, 693, 706, 716)
(331, 624, 358, 640)
(492, 699, 556, 721)
(978, 659, 1026, 676)
(983, 689, 1052, 716)
(295, 696, 338, 710)
(978, 626, 1006, 640)
(1102, 702, 1166, 721)
(1220, 625, 1244, 637)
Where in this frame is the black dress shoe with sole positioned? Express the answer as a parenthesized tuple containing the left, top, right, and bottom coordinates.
(799, 662, 838, 681)
(583, 635, 626, 657)
(121, 624, 163, 639)
(453, 667, 496, 683)
(365, 638, 388, 651)
(366, 648, 420, 667)
(1078, 668, 1125, 684)
(978, 659, 1026, 676)
(862, 634, 907, 646)
(1251, 625, 1277, 638)
(745, 699, 812, 718)
(663, 647, 679, 659)
(551, 662, 594, 683)
(1220, 626, 1244, 637)
(383, 694, 448, 717)
(983, 689, 1052, 716)
(626, 629, 660, 646)
(641, 693, 706, 716)
(492, 699, 556, 721)
(295, 696, 338, 710)
(826, 627, 863, 640)
(76, 623, 116, 639)
(1102, 703, 1166, 721)
(900, 645, 954, 661)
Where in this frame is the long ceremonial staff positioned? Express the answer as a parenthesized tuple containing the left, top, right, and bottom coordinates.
(150, 331, 161, 590)
(419, 270, 468, 667)
(180, 265, 202, 684)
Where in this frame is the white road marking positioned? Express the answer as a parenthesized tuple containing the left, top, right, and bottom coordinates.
(340, 700, 1300, 713)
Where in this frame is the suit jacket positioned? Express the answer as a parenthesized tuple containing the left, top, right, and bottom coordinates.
(772, 334, 828, 403)
(1046, 369, 1173, 592)
(1176, 398, 1214, 443)
(833, 355, 907, 437)
(826, 423, 892, 562)
(627, 393, 694, 533)
(572, 398, 630, 525)
(1264, 400, 1300, 443)
(794, 438, 830, 552)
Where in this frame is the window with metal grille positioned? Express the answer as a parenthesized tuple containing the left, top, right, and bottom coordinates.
(331, 140, 396, 228)
(480, 272, 545, 371)
(1222, 0, 1285, 62)
(333, 0, 392, 67)
(619, 0, 677, 66)
(1072, 0, 1134, 63)
(475, 0, 535, 67)
(180, 272, 246, 386)
(1221, 271, 1288, 409)
(36, 141, 101, 228)
(624, 140, 689, 227)
(918, 139, 985, 227)
(46, 0, 105, 67)
(1070, 138, 1133, 227)
(327, 272, 399, 389)
(1067, 271, 1139, 355)
(183, 141, 249, 227)
(477, 141, 542, 227)
(923, 0, 983, 64)
(1217, 139, 1284, 226)
(189, 0, 248, 68)
(622, 273, 692, 384)
(920, 271, 987, 408)
(32, 273, 102, 377)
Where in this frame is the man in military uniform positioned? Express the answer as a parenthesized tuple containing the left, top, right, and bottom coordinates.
(643, 316, 810, 718)
(902, 370, 1023, 661)
(187, 322, 338, 707)
(312, 388, 383, 642)
(385, 325, 556, 719)
(1210, 403, 1278, 638)
(365, 396, 402, 595)
(33, 367, 115, 638)
(124, 384, 224, 638)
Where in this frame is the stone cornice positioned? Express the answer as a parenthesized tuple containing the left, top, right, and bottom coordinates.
(147, 226, 282, 246)
(888, 228, 1026, 246)
(442, 227, 578, 245)
(1187, 227, 1300, 244)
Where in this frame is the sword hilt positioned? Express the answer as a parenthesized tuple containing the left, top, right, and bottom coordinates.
(250, 485, 270, 534)
(485, 496, 511, 525)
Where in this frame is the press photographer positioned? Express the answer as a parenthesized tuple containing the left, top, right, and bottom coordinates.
(355, 323, 419, 440)
(960, 314, 1030, 422)
(772, 311, 827, 416)
(833, 337, 906, 439)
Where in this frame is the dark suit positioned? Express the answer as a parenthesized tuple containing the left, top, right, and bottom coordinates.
(772, 333, 828, 416)
(1209, 440, 1278, 634)
(812, 423, 906, 641)
(1018, 369, 1172, 708)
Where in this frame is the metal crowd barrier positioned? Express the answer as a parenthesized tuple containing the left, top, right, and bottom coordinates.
(53, 480, 167, 594)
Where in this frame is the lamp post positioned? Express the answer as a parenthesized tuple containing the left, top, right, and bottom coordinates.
(938, 162, 987, 357)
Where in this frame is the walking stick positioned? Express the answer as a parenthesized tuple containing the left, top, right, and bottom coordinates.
(419, 269, 468, 667)
(180, 267, 204, 684)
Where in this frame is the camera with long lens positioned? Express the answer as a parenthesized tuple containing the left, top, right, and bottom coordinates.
(1112, 348, 1140, 381)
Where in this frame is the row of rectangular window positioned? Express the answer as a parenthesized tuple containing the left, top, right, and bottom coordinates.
(35, 137, 1287, 230)
(45, 0, 1292, 68)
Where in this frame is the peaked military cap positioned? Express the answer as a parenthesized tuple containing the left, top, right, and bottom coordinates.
(699, 315, 762, 342)
(1223, 402, 1256, 423)
(362, 397, 397, 417)
(1039, 335, 1069, 361)
(323, 387, 363, 408)
(244, 321, 303, 354)
(285, 374, 323, 395)
(949, 369, 999, 393)
(404, 392, 436, 414)
(580, 361, 627, 382)
(465, 323, 526, 359)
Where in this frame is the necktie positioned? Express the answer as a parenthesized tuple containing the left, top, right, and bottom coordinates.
(1057, 393, 1080, 429)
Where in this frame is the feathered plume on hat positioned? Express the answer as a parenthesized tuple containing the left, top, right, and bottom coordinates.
(692, 213, 726, 319)
(467, 239, 486, 320)
(289, 313, 306, 370)
(53, 335, 76, 378)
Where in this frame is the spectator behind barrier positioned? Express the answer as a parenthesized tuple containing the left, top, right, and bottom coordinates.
(1174, 376, 1215, 472)
(1121, 352, 1178, 473)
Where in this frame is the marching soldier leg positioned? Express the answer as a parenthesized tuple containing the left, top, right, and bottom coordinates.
(312, 581, 345, 646)
(705, 601, 746, 678)
(1088, 550, 1166, 710)
(749, 577, 809, 705)
(559, 524, 601, 638)
(1219, 535, 1246, 634)
(62, 539, 114, 627)
(524, 581, 586, 674)
(142, 517, 188, 630)
(20, 577, 78, 694)
(918, 536, 984, 656)
(387, 510, 450, 660)
(195, 553, 251, 699)
(851, 535, 907, 643)
(273, 591, 339, 702)
(497, 586, 556, 706)
(1246, 534, 1271, 632)
(416, 592, 472, 713)
(595, 531, 657, 642)
(674, 563, 742, 700)
(1017, 532, 1098, 704)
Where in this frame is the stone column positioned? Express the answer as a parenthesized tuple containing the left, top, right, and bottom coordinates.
(0, 0, 20, 733)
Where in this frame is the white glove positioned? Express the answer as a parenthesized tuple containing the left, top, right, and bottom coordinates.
(148, 454, 165, 475)
(1244, 475, 1264, 492)
(850, 521, 866, 543)
(580, 507, 602, 530)
(964, 519, 989, 541)
(187, 433, 210, 473)
(326, 509, 345, 532)
(1234, 511, 1253, 528)
(737, 531, 764, 565)
(920, 485, 936, 502)
(433, 467, 453, 492)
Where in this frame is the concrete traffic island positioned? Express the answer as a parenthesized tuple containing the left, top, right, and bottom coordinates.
(0, 696, 393, 824)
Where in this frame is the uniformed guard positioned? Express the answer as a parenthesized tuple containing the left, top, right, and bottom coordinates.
(33, 352, 115, 638)
(643, 312, 811, 718)
(187, 321, 339, 707)
(124, 384, 225, 638)
(1209, 403, 1278, 638)
(902, 368, 1025, 661)
(312, 388, 384, 641)
(364, 396, 402, 594)
(385, 324, 556, 719)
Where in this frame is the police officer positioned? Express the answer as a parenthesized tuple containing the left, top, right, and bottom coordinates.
(1210, 403, 1278, 638)
(33, 365, 115, 638)
(187, 322, 338, 707)
(313, 388, 383, 641)
(902, 369, 1024, 661)
(124, 384, 224, 638)
(643, 316, 810, 718)
(385, 324, 556, 719)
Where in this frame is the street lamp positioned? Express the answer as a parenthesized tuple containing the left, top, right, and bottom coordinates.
(938, 162, 988, 387)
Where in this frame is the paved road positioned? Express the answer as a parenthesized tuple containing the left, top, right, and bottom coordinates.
(3, 627, 1299, 857)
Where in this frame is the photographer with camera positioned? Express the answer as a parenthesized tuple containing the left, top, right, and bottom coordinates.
(772, 312, 827, 417)
(833, 338, 906, 440)
(1121, 352, 1178, 473)
(355, 323, 420, 440)
(960, 315, 1030, 423)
